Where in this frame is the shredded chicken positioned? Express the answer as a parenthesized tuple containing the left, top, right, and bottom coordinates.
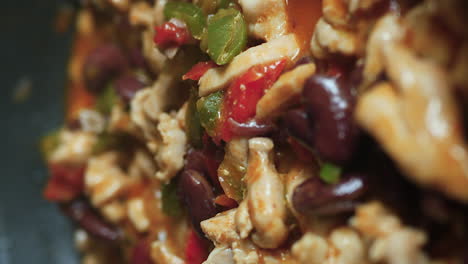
(203, 246, 235, 264)
(357, 14, 468, 202)
(235, 200, 253, 239)
(78, 109, 106, 134)
(245, 138, 288, 249)
(85, 152, 129, 206)
(351, 202, 429, 264)
(129, 1, 154, 28)
(199, 34, 301, 96)
(311, 18, 364, 59)
(50, 129, 97, 164)
(201, 209, 240, 246)
(238, 0, 289, 41)
(151, 241, 184, 264)
(256, 63, 316, 120)
(292, 232, 328, 264)
(153, 107, 187, 182)
(127, 197, 150, 232)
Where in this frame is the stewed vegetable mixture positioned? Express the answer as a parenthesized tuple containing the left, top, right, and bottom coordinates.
(42, 0, 468, 263)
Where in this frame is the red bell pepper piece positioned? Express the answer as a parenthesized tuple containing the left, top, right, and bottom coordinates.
(43, 163, 85, 202)
(214, 194, 238, 210)
(185, 230, 208, 264)
(220, 59, 287, 141)
(183, 61, 217, 81)
(153, 22, 190, 48)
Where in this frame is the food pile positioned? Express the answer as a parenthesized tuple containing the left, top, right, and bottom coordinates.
(42, 0, 468, 263)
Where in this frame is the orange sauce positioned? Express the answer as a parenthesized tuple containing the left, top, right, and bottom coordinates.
(66, 31, 98, 122)
(286, 0, 323, 53)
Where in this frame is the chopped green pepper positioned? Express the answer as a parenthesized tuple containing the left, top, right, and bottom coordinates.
(319, 163, 342, 184)
(196, 90, 224, 137)
(164, 2, 206, 39)
(162, 179, 184, 217)
(92, 133, 120, 155)
(95, 84, 117, 115)
(206, 8, 247, 65)
(197, 0, 232, 14)
(186, 88, 204, 148)
(40, 129, 60, 160)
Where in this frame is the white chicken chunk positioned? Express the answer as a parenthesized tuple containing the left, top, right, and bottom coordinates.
(256, 63, 316, 120)
(239, 0, 289, 41)
(245, 138, 288, 249)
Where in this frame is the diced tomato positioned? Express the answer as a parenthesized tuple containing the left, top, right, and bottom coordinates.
(153, 22, 190, 48)
(214, 194, 238, 210)
(185, 230, 208, 264)
(43, 164, 85, 202)
(220, 59, 287, 141)
(183, 61, 217, 81)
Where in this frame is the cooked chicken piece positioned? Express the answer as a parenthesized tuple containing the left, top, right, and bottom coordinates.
(100, 201, 126, 223)
(311, 18, 364, 59)
(151, 241, 184, 264)
(328, 228, 366, 264)
(127, 197, 150, 232)
(129, 2, 154, 28)
(348, 0, 384, 14)
(292, 232, 328, 264)
(358, 13, 468, 202)
(238, 0, 289, 41)
(128, 150, 157, 179)
(85, 152, 129, 206)
(108, 104, 136, 134)
(108, 0, 129, 11)
(50, 129, 97, 164)
(292, 228, 365, 264)
(351, 201, 401, 237)
(357, 64, 468, 202)
(153, 0, 168, 26)
(201, 209, 240, 246)
(235, 200, 253, 239)
(404, 3, 458, 67)
(203, 246, 235, 264)
(370, 229, 428, 264)
(154, 110, 187, 182)
(78, 109, 105, 134)
(283, 162, 320, 232)
(323, 0, 349, 27)
(363, 14, 403, 86)
(323, 0, 384, 27)
(245, 138, 288, 249)
(256, 63, 315, 120)
(199, 34, 300, 96)
(352, 202, 429, 264)
(131, 73, 177, 138)
(142, 28, 167, 73)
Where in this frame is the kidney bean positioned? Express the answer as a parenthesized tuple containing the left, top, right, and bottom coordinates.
(303, 74, 359, 164)
(114, 74, 147, 103)
(227, 118, 275, 138)
(83, 43, 128, 93)
(292, 175, 366, 216)
(185, 148, 222, 192)
(61, 199, 122, 242)
(284, 109, 314, 146)
(131, 239, 153, 264)
(179, 170, 217, 236)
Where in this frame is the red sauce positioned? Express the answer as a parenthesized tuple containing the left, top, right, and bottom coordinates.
(286, 0, 322, 52)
